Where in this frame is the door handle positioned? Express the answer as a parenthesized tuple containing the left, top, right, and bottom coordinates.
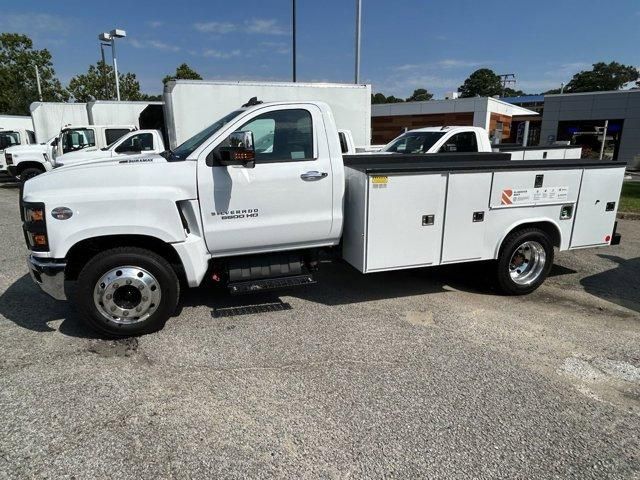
(300, 171, 328, 181)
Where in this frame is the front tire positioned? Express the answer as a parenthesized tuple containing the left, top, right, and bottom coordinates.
(496, 227, 554, 295)
(20, 167, 44, 182)
(75, 247, 180, 337)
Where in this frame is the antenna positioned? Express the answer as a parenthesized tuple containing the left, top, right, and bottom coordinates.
(498, 73, 516, 96)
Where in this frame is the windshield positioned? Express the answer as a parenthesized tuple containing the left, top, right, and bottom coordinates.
(382, 132, 445, 154)
(62, 128, 96, 154)
(0, 131, 20, 150)
(171, 109, 244, 160)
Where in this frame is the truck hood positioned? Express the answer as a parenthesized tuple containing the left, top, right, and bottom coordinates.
(56, 152, 165, 169)
(55, 146, 102, 162)
(4, 143, 48, 155)
(23, 156, 198, 206)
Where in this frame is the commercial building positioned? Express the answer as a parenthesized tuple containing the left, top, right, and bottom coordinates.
(504, 90, 640, 168)
(371, 97, 537, 145)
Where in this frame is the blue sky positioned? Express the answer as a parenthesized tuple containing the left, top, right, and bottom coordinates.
(1, 0, 639, 98)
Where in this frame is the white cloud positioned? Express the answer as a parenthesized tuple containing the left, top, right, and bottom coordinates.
(260, 41, 291, 55)
(130, 39, 180, 52)
(194, 21, 237, 34)
(194, 18, 287, 36)
(373, 60, 493, 97)
(0, 13, 71, 35)
(147, 20, 164, 28)
(245, 19, 287, 35)
(202, 48, 242, 59)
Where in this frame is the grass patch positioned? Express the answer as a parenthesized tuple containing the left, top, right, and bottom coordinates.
(619, 182, 640, 213)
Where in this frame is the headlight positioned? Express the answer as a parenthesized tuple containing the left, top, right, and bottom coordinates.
(5, 153, 13, 165)
(22, 202, 49, 252)
(25, 205, 45, 222)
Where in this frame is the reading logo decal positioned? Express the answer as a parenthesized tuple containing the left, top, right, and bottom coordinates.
(211, 209, 259, 220)
(501, 187, 568, 206)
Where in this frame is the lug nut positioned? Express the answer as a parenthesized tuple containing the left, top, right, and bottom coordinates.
(142, 297, 148, 302)
(139, 285, 144, 290)
(136, 306, 142, 312)
(123, 311, 129, 316)
(113, 283, 119, 289)
(126, 279, 132, 285)
(110, 306, 116, 312)
(106, 294, 112, 300)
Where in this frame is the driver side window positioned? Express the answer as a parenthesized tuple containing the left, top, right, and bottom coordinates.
(115, 133, 154, 153)
(226, 109, 314, 163)
(439, 131, 478, 153)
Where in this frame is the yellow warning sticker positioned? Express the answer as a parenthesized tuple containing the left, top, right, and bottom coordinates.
(371, 176, 388, 184)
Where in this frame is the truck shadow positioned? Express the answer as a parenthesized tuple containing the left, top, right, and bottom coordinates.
(182, 259, 500, 317)
(0, 275, 99, 338)
(579, 255, 640, 313)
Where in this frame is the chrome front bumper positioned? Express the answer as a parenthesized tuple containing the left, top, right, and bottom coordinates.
(27, 255, 67, 300)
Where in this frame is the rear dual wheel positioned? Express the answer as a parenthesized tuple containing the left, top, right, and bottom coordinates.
(74, 247, 179, 337)
(496, 227, 554, 295)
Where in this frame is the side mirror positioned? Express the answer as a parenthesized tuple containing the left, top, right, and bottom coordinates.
(207, 130, 256, 168)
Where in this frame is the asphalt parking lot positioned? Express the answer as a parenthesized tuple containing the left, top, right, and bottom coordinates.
(0, 184, 638, 479)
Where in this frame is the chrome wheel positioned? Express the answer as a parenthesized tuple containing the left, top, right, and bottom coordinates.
(93, 266, 161, 324)
(508, 241, 546, 286)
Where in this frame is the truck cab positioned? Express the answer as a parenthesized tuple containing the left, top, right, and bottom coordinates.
(381, 126, 494, 154)
(381, 126, 583, 160)
(0, 128, 36, 173)
(54, 129, 165, 168)
(52, 124, 136, 163)
(6, 125, 135, 181)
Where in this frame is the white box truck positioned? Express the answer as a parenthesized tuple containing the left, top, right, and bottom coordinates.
(163, 80, 371, 149)
(22, 99, 624, 337)
(87, 101, 164, 128)
(0, 114, 33, 131)
(30, 102, 89, 143)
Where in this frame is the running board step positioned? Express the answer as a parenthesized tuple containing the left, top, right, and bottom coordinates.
(228, 274, 316, 294)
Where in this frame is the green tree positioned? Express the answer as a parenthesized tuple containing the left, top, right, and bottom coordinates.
(371, 92, 387, 104)
(458, 68, 502, 98)
(385, 95, 404, 103)
(563, 62, 639, 93)
(406, 88, 433, 102)
(0, 33, 69, 115)
(68, 61, 145, 102)
(162, 63, 202, 84)
(502, 87, 525, 97)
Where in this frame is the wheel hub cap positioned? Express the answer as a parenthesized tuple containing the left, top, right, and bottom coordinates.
(94, 266, 161, 324)
(508, 241, 546, 286)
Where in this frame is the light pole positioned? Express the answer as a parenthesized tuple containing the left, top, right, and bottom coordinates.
(99, 29, 127, 101)
(354, 0, 361, 84)
(292, 0, 296, 82)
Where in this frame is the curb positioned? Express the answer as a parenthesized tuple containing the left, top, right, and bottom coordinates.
(617, 212, 640, 220)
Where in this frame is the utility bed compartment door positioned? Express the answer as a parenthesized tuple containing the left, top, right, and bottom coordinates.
(366, 173, 447, 272)
(441, 173, 492, 263)
(570, 168, 625, 248)
(490, 169, 581, 208)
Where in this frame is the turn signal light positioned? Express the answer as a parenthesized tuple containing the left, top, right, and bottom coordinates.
(232, 151, 255, 161)
(27, 232, 48, 248)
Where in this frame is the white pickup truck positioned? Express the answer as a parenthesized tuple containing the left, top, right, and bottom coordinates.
(379, 126, 582, 160)
(54, 129, 166, 167)
(22, 100, 625, 337)
(0, 128, 36, 174)
(5, 124, 135, 181)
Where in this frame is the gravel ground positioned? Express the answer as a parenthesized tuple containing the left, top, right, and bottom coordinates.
(0, 183, 638, 479)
